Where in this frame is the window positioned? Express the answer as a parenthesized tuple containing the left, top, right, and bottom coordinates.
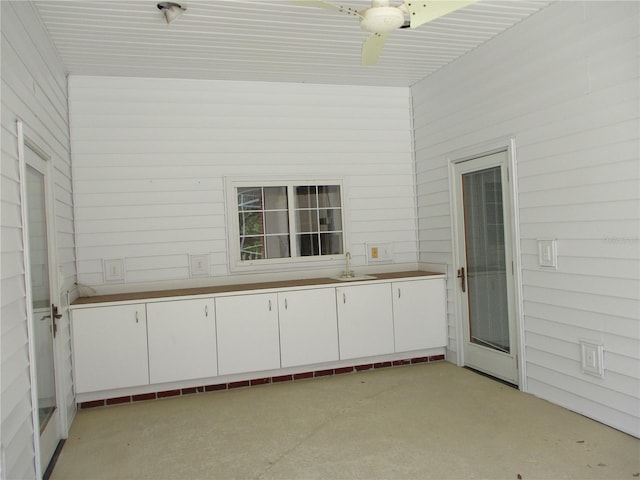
(231, 181, 344, 267)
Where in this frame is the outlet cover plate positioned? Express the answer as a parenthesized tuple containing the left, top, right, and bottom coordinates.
(580, 340, 604, 378)
(537, 239, 558, 269)
(103, 258, 125, 283)
(190, 254, 209, 277)
(366, 242, 393, 264)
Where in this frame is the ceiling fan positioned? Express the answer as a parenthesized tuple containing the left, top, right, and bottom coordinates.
(293, 0, 477, 65)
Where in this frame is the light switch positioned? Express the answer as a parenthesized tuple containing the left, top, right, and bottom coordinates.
(537, 239, 558, 269)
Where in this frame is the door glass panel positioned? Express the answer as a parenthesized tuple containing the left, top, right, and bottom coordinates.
(26, 164, 57, 432)
(462, 166, 510, 353)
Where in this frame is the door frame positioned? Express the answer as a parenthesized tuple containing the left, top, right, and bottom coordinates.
(447, 137, 526, 390)
(17, 119, 67, 477)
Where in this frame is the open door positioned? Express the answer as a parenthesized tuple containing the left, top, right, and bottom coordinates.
(453, 150, 519, 385)
(19, 124, 64, 476)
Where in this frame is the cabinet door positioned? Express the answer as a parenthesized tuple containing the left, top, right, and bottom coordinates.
(336, 283, 394, 360)
(393, 278, 447, 352)
(215, 293, 280, 375)
(278, 288, 339, 368)
(72, 304, 149, 393)
(147, 298, 217, 384)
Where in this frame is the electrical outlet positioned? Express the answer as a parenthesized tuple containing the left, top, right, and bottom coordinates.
(580, 341, 604, 378)
(366, 242, 393, 264)
(103, 258, 125, 283)
(537, 239, 558, 268)
(190, 254, 209, 277)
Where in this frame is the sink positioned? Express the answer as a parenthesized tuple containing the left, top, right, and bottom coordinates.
(331, 252, 376, 281)
(330, 274, 377, 282)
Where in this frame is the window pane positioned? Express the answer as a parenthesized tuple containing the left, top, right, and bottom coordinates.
(264, 187, 288, 210)
(239, 211, 263, 235)
(318, 185, 341, 208)
(239, 236, 264, 260)
(265, 235, 290, 258)
(235, 182, 342, 264)
(295, 186, 317, 209)
(319, 209, 341, 232)
(297, 234, 319, 256)
(237, 187, 263, 211)
(320, 233, 343, 255)
(295, 210, 318, 233)
(264, 211, 289, 235)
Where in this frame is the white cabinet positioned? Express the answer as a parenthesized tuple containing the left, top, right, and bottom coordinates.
(336, 283, 394, 360)
(146, 298, 217, 384)
(72, 304, 149, 393)
(70, 274, 447, 397)
(278, 288, 339, 368)
(215, 293, 280, 375)
(392, 278, 447, 352)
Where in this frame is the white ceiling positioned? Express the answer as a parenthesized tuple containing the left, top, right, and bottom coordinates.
(34, 0, 552, 87)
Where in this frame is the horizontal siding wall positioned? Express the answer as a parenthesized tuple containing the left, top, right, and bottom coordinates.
(69, 76, 417, 291)
(412, 1, 639, 436)
(1, 2, 76, 478)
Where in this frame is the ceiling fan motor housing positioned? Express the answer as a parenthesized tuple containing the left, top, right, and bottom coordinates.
(359, 7, 406, 33)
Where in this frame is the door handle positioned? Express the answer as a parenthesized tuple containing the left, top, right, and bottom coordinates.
(457, 267, 466, 293)
(43, 304, 62, 337)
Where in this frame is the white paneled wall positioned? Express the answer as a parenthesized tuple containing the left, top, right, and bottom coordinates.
(413, 1, 639, 436)
(69, 76, 416, 291)
(1, 2, 76, 478)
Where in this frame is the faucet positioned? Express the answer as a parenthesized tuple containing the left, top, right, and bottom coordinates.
(343, 251, 354, 278)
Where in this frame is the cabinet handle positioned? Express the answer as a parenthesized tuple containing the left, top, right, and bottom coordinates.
(343, 292, 346, 304)
(205, 305, 208, 317)
(398, 288, 401, 299)
(269, 299, 272, 311)
(135, 311, 139, 323)
(285, 298, 288, 310)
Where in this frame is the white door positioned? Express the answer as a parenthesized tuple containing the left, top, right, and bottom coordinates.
(336, 283, 394, 360)
(72, 305, 149, 393)
(147, 299, 217, 384)
(215, 293, 280, 375)
(278, 288, 339, 368)
(22, 142, 62, 472)
(392, 279, 447, 352)
(453, 150, 519, 384)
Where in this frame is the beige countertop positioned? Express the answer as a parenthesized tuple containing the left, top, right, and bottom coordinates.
(72, 270, 444, 306)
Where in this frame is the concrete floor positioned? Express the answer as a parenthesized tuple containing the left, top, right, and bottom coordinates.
(51, 362, 639, 479)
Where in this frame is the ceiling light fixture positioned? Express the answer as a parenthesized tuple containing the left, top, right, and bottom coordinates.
(157, 2, 186, 24)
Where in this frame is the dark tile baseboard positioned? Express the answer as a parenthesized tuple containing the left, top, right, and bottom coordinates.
(79, 354, 446, 409)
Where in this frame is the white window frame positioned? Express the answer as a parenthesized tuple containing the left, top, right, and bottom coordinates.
(225, 178, 346, 272)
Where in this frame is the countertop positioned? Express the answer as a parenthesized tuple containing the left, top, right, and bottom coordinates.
(71, 270, 444, 306)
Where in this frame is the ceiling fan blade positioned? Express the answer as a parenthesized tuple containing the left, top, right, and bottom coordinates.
(291, 0, 363, 18)
(361, 32, 389, 66)
(403, 0, 477, 29)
